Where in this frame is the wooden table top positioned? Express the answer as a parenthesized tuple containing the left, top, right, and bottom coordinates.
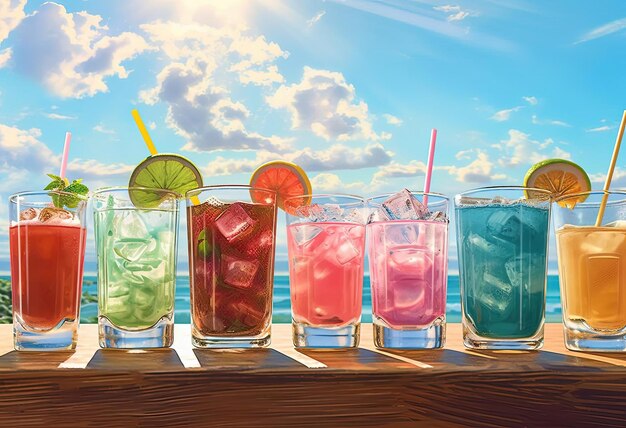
(1, 323, 625, 427)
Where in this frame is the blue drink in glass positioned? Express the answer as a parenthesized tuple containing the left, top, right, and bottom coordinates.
(455, 187, 550, 350)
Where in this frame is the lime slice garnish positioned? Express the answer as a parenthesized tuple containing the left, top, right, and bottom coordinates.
(129, 153, 203, 208)
(523, 158, 591, 207)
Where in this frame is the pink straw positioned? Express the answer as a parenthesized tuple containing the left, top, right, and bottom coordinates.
(422, 128, 437, 206)
(59, 131, 71, 179)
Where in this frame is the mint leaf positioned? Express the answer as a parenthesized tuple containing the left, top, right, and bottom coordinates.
(43, 174, 90, 209)
(60, 180, 89, 208)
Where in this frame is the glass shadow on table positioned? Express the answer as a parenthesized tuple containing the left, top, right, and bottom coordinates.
(192, 348, 305, 371)
(86, 349, 184, 370)
(296, 348, 420, 370)
(0, 351, 75, 370)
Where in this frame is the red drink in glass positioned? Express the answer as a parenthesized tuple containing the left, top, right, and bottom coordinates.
(187, 186, 277, 348)
(9, 192, 88, 351)
(10, 223, 86, 329)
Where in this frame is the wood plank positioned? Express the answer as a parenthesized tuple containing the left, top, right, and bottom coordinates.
(0, 323, 624, 427)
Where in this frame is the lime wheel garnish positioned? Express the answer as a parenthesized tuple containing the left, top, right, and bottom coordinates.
(128, 153, 203, 208)
(524, 159, 591, 207)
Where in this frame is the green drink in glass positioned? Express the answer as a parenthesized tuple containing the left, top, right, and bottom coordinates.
(93, 187, 179, 348)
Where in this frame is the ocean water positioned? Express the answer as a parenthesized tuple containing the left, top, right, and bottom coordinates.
(77, 275, 563, 324)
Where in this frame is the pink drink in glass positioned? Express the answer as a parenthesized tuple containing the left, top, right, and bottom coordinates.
(368, 221, 448, 330)
(287, 222, 365, 328)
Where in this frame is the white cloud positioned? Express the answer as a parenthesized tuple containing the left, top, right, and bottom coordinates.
(0, 124, 57, 171)
(494, 129, 571, 168)
(310, 173, 364, 192)
(433, 5, 474, 22)
(67, 158, 133, 182)
(383, 113, 403, 126)
(0, 49, 11, 67)
(586, 125, 612, 133)
(229, 35, 288, 86)
(444, 150, 506, 183)
(455, 149, 474, 160)
(202, 143, 393, 176)
(307, 10, 326, 28)
(140, 21, 289, 152)
(0, 0, 26, 43)
(4, 2, 149, 98)
(45, 112, 76, 120)
(0, 123, 133, 186)
(490, 106, 522, 122)
(93, 124, 116, 134)
(523, 96, 538, 105)
(372, 160, 427, 185)
(531, 115, 570, 127)
(577, 17, 626, 44)
(268, 66, 383, 141)
(591, 167, 626, 188)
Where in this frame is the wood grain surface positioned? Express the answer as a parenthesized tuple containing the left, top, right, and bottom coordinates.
(0, 324, 625, 427)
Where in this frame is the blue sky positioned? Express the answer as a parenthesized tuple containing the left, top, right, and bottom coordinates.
(1, 0, 625, 274)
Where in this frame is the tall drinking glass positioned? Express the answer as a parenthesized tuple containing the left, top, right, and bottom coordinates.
(554, 191, 626, 352)
(367, 192, 449, 349)
(9, 191, 87, 351)
(455, 186, 551, 350)
(93, 187, 179, 348)
(285, 194, 366, 348)
(187, 186, 277, 348)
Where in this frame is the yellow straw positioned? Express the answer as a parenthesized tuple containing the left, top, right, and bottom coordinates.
(131, 109, 201, 205)
(131, 109, 158, 155)
(595, 110, 626, 227)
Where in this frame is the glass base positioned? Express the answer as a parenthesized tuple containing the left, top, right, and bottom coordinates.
(564, 322, 626, 352)
(463, 322, 544, 350)
(293, 322, 360, 348)
(99, 315, 173, 349)
(192, 324, 271, 348)
(14, 317, 77, 351)
(373, 321, 445, 349)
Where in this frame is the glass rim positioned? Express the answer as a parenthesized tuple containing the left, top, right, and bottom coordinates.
(553, 189, 626, 204)
(283, 193, 365, 203)
(91, 186, 181, 198)
(185, 184, 276, 198)
(456, 185, 552, 197)
(367, 191, 448, 203)
(9, 190, 89, 203)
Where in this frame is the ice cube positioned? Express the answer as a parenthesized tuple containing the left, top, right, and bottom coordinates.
(504, 253, 546, 292)
(465, 233, 514, 259)
(242, 229, 274, 258)
(115, 211, 149, 239)
(19, 208, 37, 221)
(336, 233, 360, 264)
(456, 196, 491, 206)
(367, 208, 388, 223)
(386, 247, 433, 310)
(215, 203, 256, 242)
(221, 254, 259, 289)
(480, 271, 514, 315)
(309, 204, 343, 222)
(206, 196, 226, 207)
(381, 189, 429, 220)
(427, 211, 448, 222)
(345, 208, 366, 224)
(113, 237, 152, 262)
(486, 211, 522, 242)
(292, 224, 323, 246)
(387, 223, 420, 245)
(38, 207, 73, 223)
